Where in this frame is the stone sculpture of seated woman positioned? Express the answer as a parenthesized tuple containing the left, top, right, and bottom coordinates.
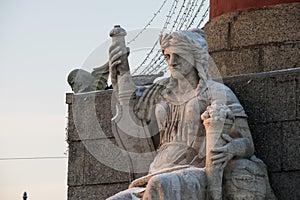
(107, 26, 276, 200)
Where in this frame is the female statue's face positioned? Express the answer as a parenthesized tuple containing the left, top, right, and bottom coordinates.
(163, 48, 195, 80)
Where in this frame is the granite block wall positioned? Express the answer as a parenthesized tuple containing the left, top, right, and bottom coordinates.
(66, 68, 300, 200)
(204, 2, 300, 76)
(66, 91, 131, 200)
(223, 68, 300, 200)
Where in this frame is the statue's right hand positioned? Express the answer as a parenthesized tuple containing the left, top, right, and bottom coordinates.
(109, 44, 130, 86)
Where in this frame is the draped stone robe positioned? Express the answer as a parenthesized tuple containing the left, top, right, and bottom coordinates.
(108, 78, 274, 200)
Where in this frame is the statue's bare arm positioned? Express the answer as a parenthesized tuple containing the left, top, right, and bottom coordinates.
(210, 117, 255, 166)
(202, 100, 255, 167)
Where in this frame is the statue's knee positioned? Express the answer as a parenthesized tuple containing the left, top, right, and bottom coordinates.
(223, 159, 267, 200)
(148, 174, 162, 186)
(147, 174, 168, 191)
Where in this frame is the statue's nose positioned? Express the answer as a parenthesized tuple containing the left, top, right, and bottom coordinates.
(170, 55, 178, 66)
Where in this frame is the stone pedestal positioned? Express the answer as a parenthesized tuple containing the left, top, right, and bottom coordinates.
(66, 68, 300, 200)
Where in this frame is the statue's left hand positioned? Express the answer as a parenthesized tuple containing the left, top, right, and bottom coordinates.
(210, 134, 235, 168)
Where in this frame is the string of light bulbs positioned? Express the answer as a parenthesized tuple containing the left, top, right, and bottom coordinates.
(132, 0, 209, 75)
(126, 0, 168, 45)
(132, 0, 180, 75)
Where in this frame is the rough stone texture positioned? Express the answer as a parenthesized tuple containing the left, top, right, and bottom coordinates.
(223, 69, 300, 124)
(208, 51, 229, 76)
(84, 139, 131, 185)
(261, 43, 300, 71)
(204, 2, 300, 76)
(68, 183, 129, 200)
(269, 171, 300, 200)
(249, 123, 283, 172)
(67, 90, 114, 142)
(66, 97, 80, 142)
(223, 69, 300, 173)
(94, 90, 116, 138)
(66, 69, 300, 199)
(209, 0, 300, 19)
(67, 90, 131, 199)
(265, 73, 298, 122)
(204, 15, 232, 52)
(282, 121, 300, 171)
(209, 47, 262, 76)
(68, 142, 84, 186)
(223, 68, 300, 199)
(230, 3, 300, 47)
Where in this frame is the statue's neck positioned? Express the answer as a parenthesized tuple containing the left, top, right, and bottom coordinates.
(176, 70, 199, 94)
(163, 72, 200, 105)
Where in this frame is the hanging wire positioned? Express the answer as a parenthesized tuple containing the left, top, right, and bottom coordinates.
(171, 0, 187, 30)
(134, 0, 209, 75)
(145, 0, 201, 75)
(131, 38, 160, 75)
(160, 4, 209, 74)
(159, 2, 209, 74)
(184, 0, 198, 30)
(127, 0, 168, 45)
(142, 0, 179, 70)
(186, 0, 206, 29)
(132, 0, 180, 75)
(0, 156, 67, 161)
(138, 0, 188, 75)
(182, 0, 199, 30)
(148, 1, 209, 75)
(175, 0, 192, 30)
(147, 56, 167, 74)
(197, 6, 209, 28)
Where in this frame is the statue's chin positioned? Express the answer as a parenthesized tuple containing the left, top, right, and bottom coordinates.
(171, 71, 185, 80)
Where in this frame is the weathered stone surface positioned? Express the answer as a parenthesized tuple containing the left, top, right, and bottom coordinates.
(250, 123, 283, 172)
(269, 171, 300, 200)
(68, 183, 129, 200)
(210, 43, 300, 76)
(68, 142, 84, 186)
(210, 47, 263, 77)
(66, 93, 73, 104)
(70, 90, 114, 141)
(261, 43, 300, 72)
(265, 73, 298, 122)
(223, 68, 300, 174)
(84, 139, 131, 185)
(282, 121, 300, 171)
(231, 3, 300, 47)
(209, 51, 229, 77)
(204, 14, 233, 51)
(229, 47, 261, 75)
(297, 75, 300, 120)
(224, 68, 300, 123)
(205, 3, 300, 50)
(67, 102, 81, 142)
(67, 90, 116, 142)
(204, 3, 300, 76)
(94, 90, 115, 138)
(224, 74, 269, 124)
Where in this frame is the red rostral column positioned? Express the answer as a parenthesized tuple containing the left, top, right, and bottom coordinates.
(210, 0, 300, 19)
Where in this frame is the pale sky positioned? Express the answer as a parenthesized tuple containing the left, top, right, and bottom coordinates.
(0, 0, 208, 199)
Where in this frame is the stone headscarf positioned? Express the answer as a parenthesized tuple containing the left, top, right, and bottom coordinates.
(160, 28, 211, 81)
(134, 29, 211, 122)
